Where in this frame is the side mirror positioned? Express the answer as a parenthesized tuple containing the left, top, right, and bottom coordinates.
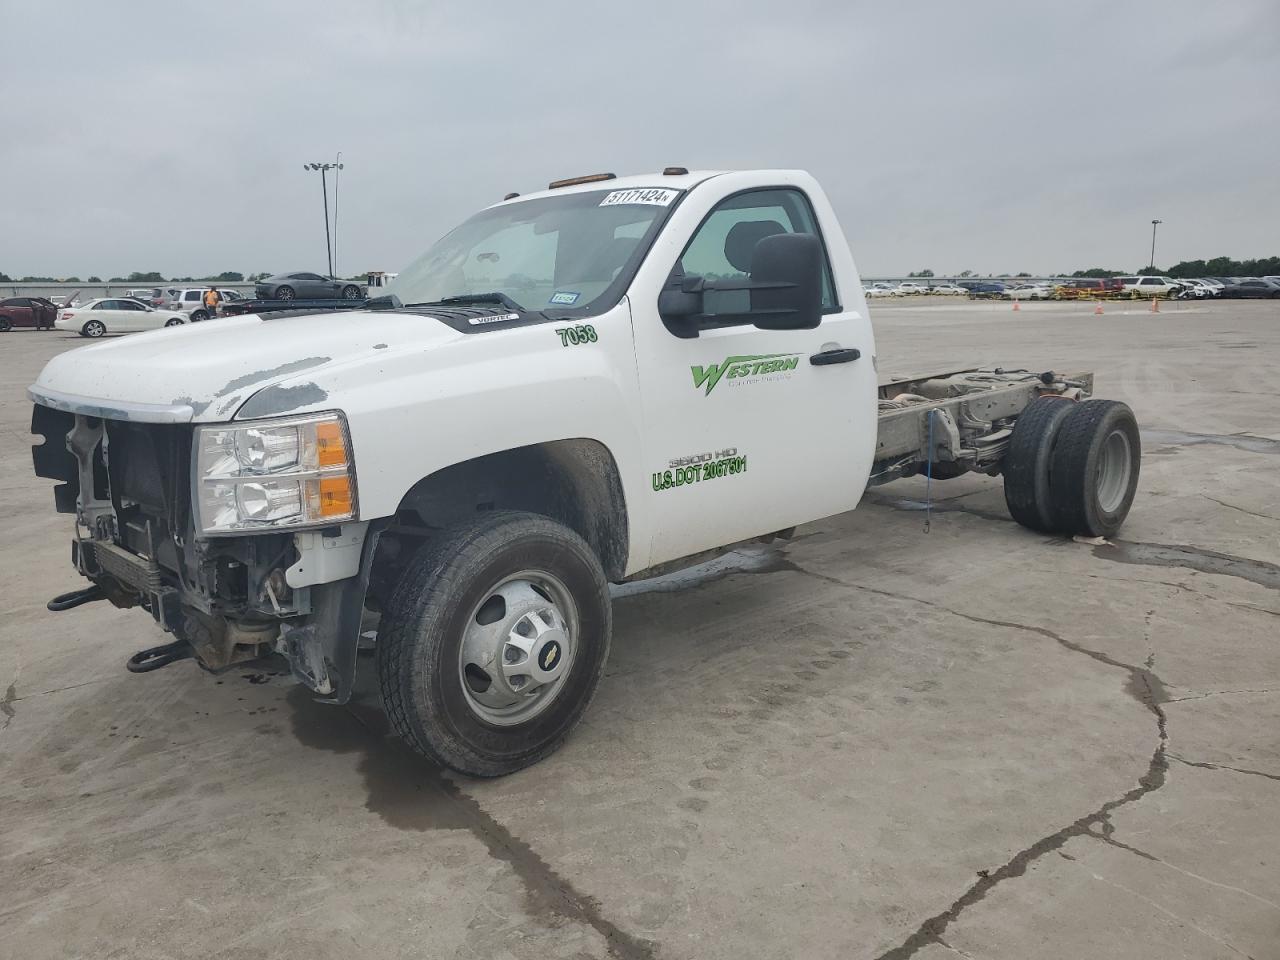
(657, 270, 705, 339)
(747, 233, 823, 330)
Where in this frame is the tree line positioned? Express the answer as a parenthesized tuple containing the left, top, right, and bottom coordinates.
(905, 256, 1279, 280)
(0, 270, 272, 284)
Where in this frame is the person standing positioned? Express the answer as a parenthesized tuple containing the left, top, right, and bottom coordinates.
(203, 286, 221, 319)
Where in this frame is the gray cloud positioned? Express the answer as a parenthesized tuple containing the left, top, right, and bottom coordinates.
(1, 0, 1276, 278)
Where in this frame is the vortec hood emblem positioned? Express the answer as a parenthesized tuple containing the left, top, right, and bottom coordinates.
(467, 313, 520, 325)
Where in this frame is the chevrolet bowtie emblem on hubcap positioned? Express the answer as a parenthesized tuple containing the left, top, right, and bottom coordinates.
(540, 641, 561, 672)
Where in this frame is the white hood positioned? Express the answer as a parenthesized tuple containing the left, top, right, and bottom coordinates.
(29, 310, 462, 423)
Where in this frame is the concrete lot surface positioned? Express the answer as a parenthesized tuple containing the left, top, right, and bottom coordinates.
(2, 298, 1278, 959)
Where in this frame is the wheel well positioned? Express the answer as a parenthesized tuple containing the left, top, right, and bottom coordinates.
(371, 440, 629, 602)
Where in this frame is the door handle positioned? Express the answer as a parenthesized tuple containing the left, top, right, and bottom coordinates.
(809, 347, 861, 366)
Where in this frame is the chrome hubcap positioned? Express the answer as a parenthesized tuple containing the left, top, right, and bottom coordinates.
(458, 573, 577, 726)
(1096, 429, 1132, 514)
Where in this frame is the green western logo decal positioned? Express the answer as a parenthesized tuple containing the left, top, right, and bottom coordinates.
(690, 353, 801, 396)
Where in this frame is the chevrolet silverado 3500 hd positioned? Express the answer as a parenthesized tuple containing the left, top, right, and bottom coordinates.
(29, 169, 1140, 776)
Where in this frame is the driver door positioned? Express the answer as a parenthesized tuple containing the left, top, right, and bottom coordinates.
(631, 186, 878, 567)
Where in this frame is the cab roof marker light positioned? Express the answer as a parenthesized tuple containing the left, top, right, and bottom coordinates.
(502, 192, 520, 200)
(662, 166, 688, 175)
(547, 173, 616, 190)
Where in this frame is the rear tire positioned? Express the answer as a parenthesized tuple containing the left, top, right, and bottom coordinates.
(0, 316, 11, 332)
(82, 319, 106, 338)
(377, 511, 611, 777)
(1003, 396, 1076, 532)
(1048, 400, 1141, 538)
(275, 285, 295, 301)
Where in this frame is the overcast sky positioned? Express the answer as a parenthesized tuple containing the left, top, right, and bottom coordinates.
(1, 0, 1276, 279)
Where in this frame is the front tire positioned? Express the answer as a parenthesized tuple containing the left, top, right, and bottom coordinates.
(0, 316, 11, 332)
(164, 317, 184, 327)
(82, 319, 106, 338)
(342, 285, 361, 300)
(377, 511, 611, 777)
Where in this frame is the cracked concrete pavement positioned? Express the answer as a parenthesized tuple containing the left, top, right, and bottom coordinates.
(1, 298, 1277, 958)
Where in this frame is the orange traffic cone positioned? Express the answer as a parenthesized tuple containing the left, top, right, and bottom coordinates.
(1094, 301, 1104, 315)
(1012, 299, 1020, 312)
(1150, 297, 1159, 313)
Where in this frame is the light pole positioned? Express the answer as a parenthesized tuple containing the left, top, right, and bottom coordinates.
(1149, 219, 1162, 271)
(333, 152, 342, 280)
(303, 160, 344, 278)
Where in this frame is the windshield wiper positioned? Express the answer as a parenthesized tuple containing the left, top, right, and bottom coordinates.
(433, 291, 525, 311)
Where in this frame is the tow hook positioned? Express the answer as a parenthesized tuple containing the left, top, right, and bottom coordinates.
(47, 585, 105, 611)
(126, 640, 194, 674)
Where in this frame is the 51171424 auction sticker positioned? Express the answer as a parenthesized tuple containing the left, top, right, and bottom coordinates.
(599, 188, 678, 207)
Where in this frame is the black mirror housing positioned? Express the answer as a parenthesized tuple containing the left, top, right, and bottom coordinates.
(749, 233, 823, 330)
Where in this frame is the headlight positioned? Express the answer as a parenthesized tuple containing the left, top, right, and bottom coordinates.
(195, 412, 357, 535)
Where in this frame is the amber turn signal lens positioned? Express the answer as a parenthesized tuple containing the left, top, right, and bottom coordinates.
(315, 420, 347, 467)
(316, 476, 353, 517)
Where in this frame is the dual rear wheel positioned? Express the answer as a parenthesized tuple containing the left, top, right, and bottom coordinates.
(1003, 397, 1140, 537)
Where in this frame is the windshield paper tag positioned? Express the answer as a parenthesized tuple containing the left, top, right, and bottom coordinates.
(549, 291, 580, 305)
(467, 312, 521, 325)
(599, 188, 678, 207)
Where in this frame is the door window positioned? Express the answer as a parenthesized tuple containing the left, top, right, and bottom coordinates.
(677, 188, 837, 320)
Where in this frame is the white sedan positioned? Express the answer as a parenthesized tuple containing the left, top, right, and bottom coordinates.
(55, 298, 189, 338)
(1005, 282, 1052, 300)
(928, 283, 967, 295)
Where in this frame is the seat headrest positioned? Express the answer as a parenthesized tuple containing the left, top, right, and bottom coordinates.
(724, 220, 787, 274)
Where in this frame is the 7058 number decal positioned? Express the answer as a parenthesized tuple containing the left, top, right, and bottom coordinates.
(555, 324, 598, 347)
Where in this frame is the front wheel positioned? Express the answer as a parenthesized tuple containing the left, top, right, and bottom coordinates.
(377, 511, 611, 777)
(342, 285, 361, 300)
(82, 319, 106, 338)
(0, 316, 11, 332)
(164, 317, 184, 327)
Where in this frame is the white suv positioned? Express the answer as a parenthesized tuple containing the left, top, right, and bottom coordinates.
(1121, 276, 1179, 298)
(168, 288, 222, 321)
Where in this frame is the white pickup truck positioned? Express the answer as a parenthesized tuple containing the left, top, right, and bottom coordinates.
(29, 169, 1141, 776)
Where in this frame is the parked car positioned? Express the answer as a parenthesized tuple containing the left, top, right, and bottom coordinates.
(1005, 282, 1051, 300)
(254, 272, 364, 301)
(122, 288, 156, 303)
(960, 281, 1006, 299)
(168, 288, 234, 321)
(55, 298, 188, 337)
(1231, 279, 1280, 299)
(864, 283, 896, 298)
(0, 296, 59, 331)
(928, 283, 967, 295)
(1175, 279, 1211, 298)
(893, 282, 930, 296)
(1121, 276, 1180, 298)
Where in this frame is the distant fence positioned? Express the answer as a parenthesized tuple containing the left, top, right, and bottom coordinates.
(3, 281, 257, 300)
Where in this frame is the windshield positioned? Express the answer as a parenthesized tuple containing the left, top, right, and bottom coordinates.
(386, 187, 680, 312)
